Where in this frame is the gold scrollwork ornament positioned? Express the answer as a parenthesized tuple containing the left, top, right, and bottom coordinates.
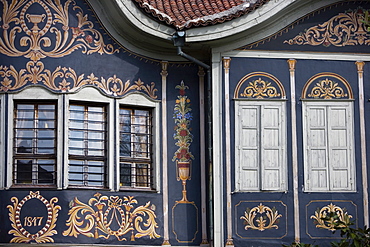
(240, 203, 282, 231)
(7, 191, 61, 243)
(284, 8, 370, 47)
(0, 62, 158, 98)
(311, 203, 352, 231)
(63, 193, 160, 241)
(0, 0, 119, 62)
(240, 78, 281, 99)
(308, 78, 347, 99)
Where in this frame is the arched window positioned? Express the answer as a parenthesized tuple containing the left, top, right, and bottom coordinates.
(302, 72, 355, 192)
(234, 72, 287, 191)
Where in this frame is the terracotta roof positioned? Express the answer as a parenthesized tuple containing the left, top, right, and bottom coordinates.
(133, 0, 270, 29)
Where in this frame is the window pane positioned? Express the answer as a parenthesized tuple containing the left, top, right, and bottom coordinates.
(37, 140, 55, 153)
(16, 139, 32, 153)
(38, 120, 55, 129)
(120, 163, 132, 187)
(16, 119, 34, 128)
(15, 159, 32, 184)
(88, 131, 104, 140)
(88, 141, 104, 156)
(120, 134, 131, 156)
(70, 120, 84, 129)
(16, 129, 33, 138)
(69, 160, 84, 185)
(14, 159, 55, 185)
(88, 161, 104, 186)
(38, 159, 55, 184)
(137, 163, 149, 187)
(134, 135, 148, 157)
(69, 139, 84, 152)
(16, 104, 34, 119)
(88, 121, 104, 131)
(38, 105, 55, 118)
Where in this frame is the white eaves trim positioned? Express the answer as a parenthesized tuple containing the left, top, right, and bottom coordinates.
(222, 50, 370, 62)
(213, 0, 342, 52)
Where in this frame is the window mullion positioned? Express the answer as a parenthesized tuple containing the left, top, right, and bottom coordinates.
(258, 105, 262, 191)
(325, 106, 331, 191)
(131, 110, 135, 158)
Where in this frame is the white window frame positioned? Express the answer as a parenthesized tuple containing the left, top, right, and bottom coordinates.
(116, 93, 160, 191)
(7, 87, 63, 189)
(303, 100, 356, 192)
(65, 87, 114, 190)
(0, 94, 4, 189)
(235, 100, 287, 192)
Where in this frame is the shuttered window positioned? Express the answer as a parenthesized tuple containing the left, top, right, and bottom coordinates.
(303, 101, 355, 191)
(235, 101, 287, 191)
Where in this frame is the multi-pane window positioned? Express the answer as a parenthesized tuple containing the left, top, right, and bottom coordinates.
(119, 107, 152, 188)
(13, 102, 56, 185)
(303, 101, 355, 191)
(235, 101, 287, 191)
(68, 103, 107, 187)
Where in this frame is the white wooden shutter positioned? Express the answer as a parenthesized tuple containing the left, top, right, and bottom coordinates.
(328, 105, 353, 191)
(236, 101, 286, 191)
(261, 105, 284, 190)
(304, 102, 354, 192)
(238, 105, 260, 190)
(305, 106, 329, 191)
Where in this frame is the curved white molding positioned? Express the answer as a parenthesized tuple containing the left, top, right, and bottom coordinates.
(90, 0, 342, 51)
(87, 0, 351, 62)
(87, 0, 179, 61)
(213, 0, 341, 52)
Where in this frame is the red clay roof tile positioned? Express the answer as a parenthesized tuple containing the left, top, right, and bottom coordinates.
(133, 0, 269, 29)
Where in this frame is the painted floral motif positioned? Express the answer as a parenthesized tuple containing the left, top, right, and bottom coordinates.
(0, 0, 119, 62)
(173, 81, 194, 162)
(240, 203, 282, 231)
(63, 193, 160, 241)
(311, 203, 352, 231)
(7, 191, 61, 243)
(284, 7, 370, 47)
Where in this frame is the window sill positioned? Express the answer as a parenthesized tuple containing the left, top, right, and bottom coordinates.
(10, 184, 58, 189)
(119, 187, 157, 193)
(67, 185, 110, 190)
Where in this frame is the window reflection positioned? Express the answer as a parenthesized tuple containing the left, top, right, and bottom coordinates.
(68, 103, 106, 187)
(119, 107, 152, 188)
(13, 102, 56, 186)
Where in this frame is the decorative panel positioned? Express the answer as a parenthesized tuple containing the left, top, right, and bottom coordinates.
(235, 201, 287, 239)
(63, 193, 160, 241)
(234, 72, 285, 99)
(7, 191, 61, 243)
(284, 7, 370, 47)
(306, 200, 357, 239)
(302, 73, 353, 100)
(0, 0, 160, 99)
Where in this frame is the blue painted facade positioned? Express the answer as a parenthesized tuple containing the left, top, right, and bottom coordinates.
(0, 0, 369, 246)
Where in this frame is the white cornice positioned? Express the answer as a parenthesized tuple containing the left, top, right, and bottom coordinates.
(88, 0, 362, 60)
(222, 50, 370, 62)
